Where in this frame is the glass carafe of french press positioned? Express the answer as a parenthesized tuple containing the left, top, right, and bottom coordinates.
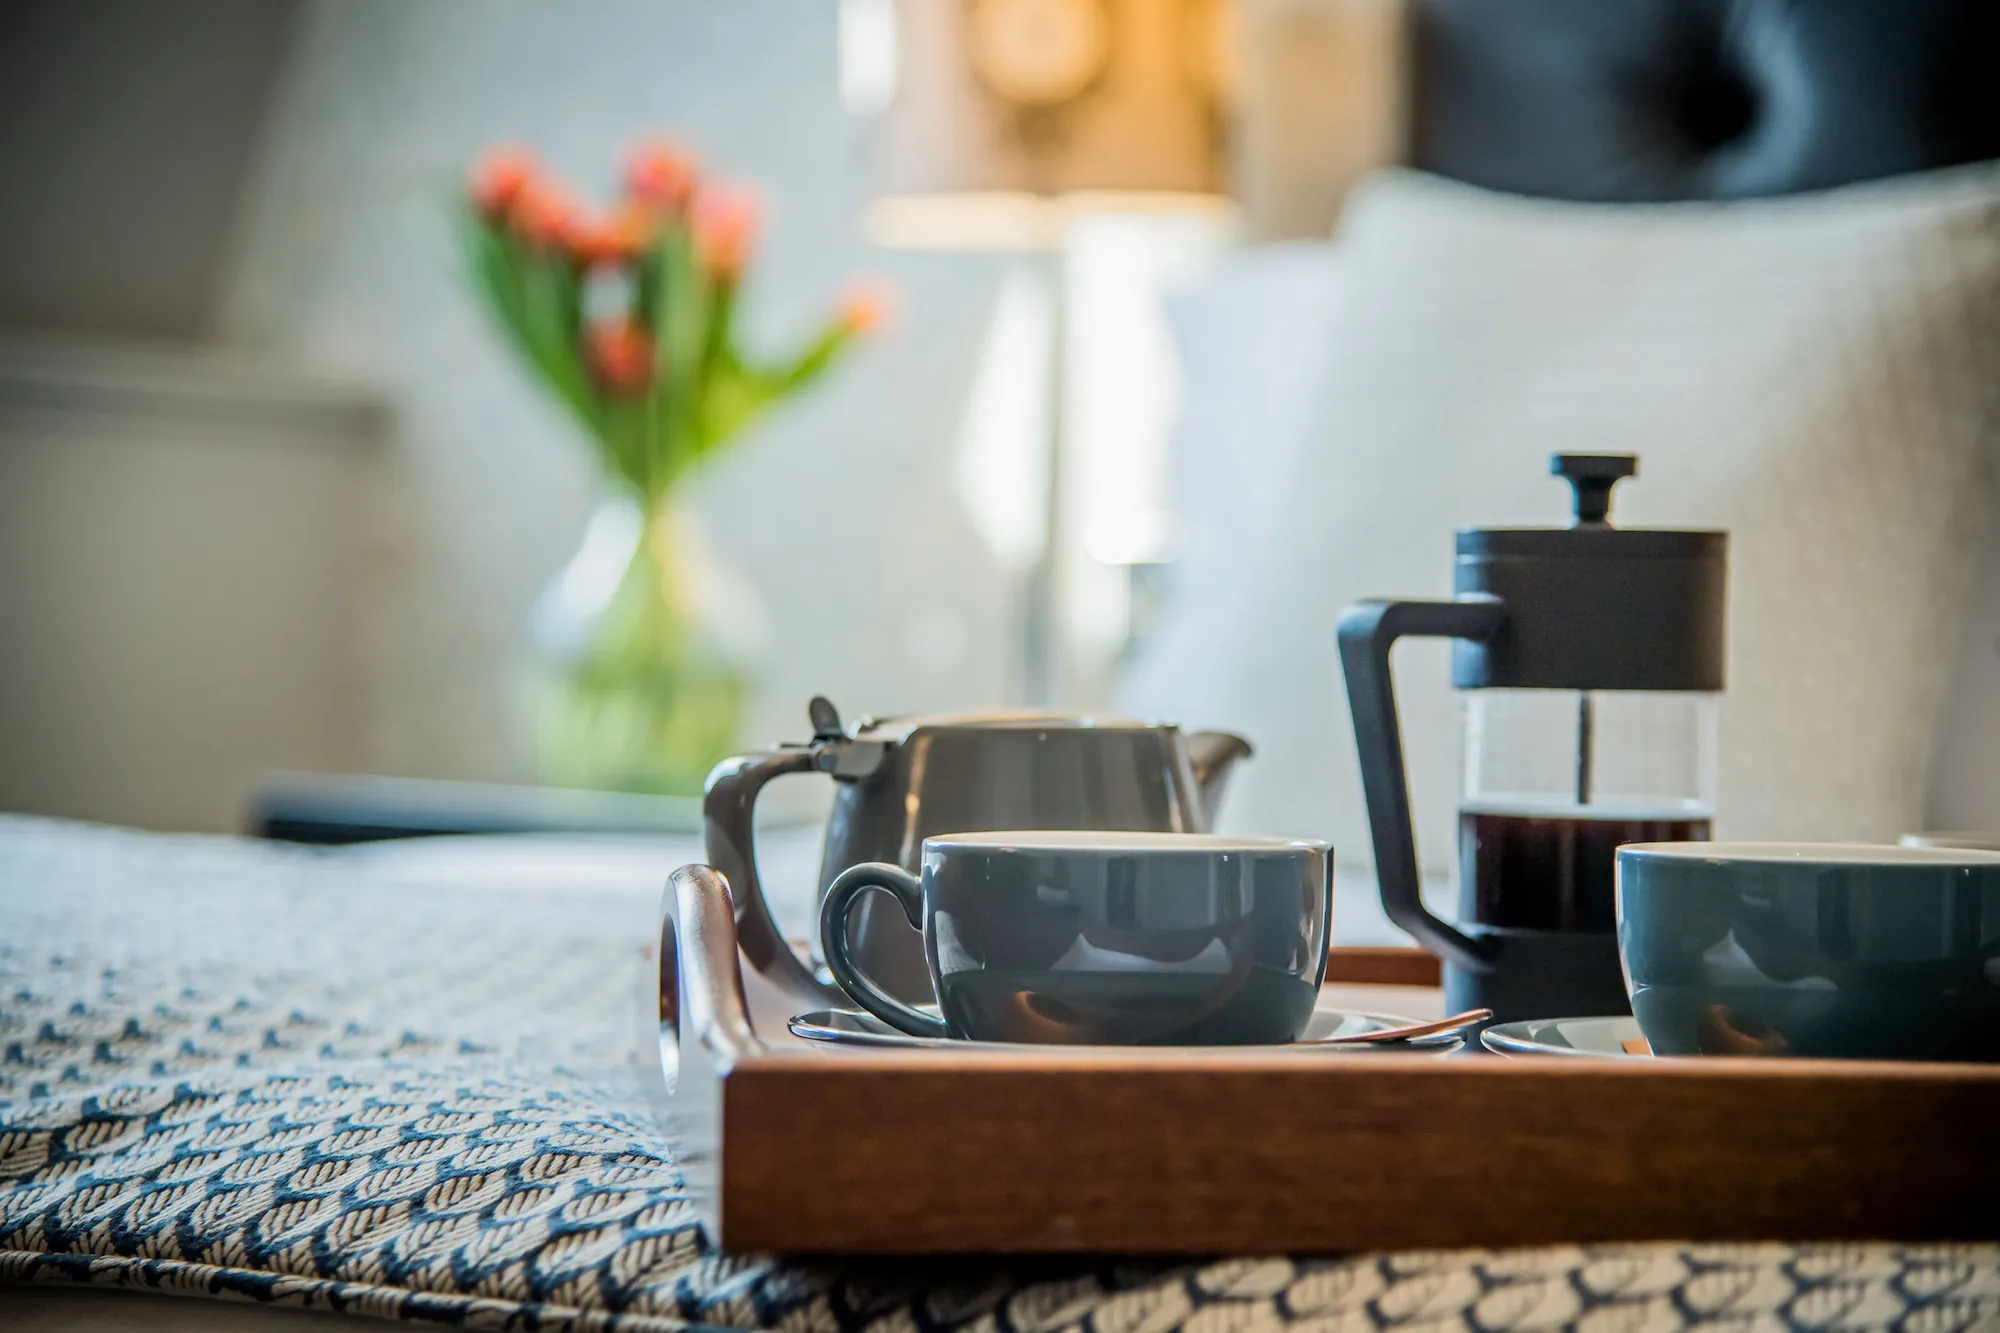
(1338, 455, 1726, 1021)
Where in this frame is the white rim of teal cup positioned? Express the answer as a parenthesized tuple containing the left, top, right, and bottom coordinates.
(1618, 841, 2000, 867)
(1901, 831, 2000, 852)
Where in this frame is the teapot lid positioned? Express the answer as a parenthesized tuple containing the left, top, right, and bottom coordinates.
(809, 697, 1160, 745)
(1451, 455, 1728, 692)
(853, 711, 1160, 742)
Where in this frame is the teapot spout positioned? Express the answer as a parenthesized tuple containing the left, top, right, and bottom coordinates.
(1185, 730, 1253, 829)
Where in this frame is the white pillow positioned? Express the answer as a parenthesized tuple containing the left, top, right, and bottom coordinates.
(1122, 243, 1348, 704)
(1121, 164, 2000, 877)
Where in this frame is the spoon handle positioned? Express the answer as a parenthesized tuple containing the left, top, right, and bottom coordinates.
(1321, 1007, 1493, 1046)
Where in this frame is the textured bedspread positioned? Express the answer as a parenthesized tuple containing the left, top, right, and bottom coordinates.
(2, 816, 1996, 1331)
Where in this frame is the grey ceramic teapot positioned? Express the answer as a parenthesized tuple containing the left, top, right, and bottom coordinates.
(705, 697, 1253, 1006)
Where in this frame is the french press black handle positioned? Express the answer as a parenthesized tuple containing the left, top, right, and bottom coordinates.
(1336, 597, 1508, 973)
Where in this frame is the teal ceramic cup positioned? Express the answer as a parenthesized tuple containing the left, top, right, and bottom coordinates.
(819, 832, 1332, 1045)
(1616, 842, 2000, 1060)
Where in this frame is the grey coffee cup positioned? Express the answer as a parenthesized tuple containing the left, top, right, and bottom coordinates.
(819, 831, 1332, 1045)
(1617, 841, 2000, 1060)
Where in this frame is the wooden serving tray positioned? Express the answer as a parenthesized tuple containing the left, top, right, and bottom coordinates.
(651, 865, 2000, 1254)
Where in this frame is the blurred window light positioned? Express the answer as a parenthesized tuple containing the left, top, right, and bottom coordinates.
(839, 0, 899, 117)
(1058, 209, 1233, 700)
(955, 264, 1055, 572)
(1066, 211, 1232, 568)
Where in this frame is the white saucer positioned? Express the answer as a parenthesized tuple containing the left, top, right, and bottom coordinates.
(1480, 1015, 1649, 1058)
(789, 1001, 1464, 1053)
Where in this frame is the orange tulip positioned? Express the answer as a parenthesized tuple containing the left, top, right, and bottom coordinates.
(625, 136, 699, 214)
(469, 143, 537, 221)
(585, 319, 656, 395)
(564, 199, 659, 269)
(510, 176, 581, 251)
(689, 183, 759, 281)
(835, 277, 898, 336)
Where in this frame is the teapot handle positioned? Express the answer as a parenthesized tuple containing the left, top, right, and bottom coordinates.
(1336, 597, 1507, 973)
(703, 748, 847, 1006)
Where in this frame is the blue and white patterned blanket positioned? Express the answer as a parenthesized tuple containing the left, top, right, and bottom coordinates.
(2, 816, 1996, 1331)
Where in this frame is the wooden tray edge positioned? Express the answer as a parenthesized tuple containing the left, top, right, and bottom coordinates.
(662, 863, 2000, 1254)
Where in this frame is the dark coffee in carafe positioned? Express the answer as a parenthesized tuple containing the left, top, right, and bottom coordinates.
(1458, 805, 1713, 933)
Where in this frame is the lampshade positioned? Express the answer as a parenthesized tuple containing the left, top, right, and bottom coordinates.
(853, 0, 1235, 250)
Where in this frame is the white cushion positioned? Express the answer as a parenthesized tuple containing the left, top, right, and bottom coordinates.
(1120, 164, 2000, 876)
(1132, 243, 1349, 672)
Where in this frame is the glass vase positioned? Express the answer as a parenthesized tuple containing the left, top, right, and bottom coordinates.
(531, 492, 757, 797)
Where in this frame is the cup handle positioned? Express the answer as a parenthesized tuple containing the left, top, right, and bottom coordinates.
(819, 862, 950, 1039)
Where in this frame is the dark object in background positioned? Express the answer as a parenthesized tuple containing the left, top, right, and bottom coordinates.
(1412, 0, 2000, 201)
(251, 771, 701, 844)
(0, 0, 300, 338)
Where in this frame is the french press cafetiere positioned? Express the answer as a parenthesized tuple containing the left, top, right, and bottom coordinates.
(1338, 454, 1727, 1021)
